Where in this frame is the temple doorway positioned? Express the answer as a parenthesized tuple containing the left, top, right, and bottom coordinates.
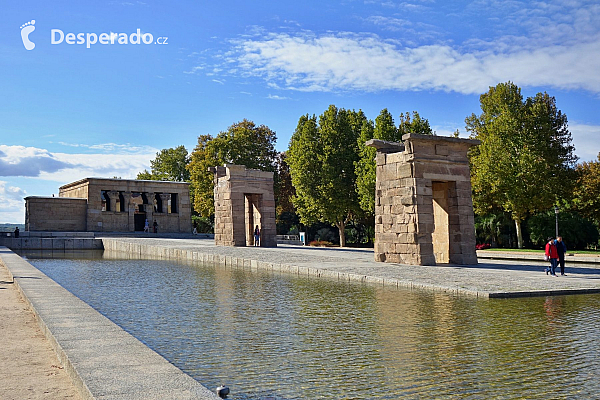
(134, 213, 146, 231)
(245, 194, 262, 246)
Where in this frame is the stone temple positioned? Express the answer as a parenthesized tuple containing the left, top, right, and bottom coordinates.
(210, 164, 277, 247)
(366, 133, 480, 266)
(25, 178, 192, 233)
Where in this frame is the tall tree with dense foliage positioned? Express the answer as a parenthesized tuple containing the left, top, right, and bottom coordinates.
(187, 135, 218, 217)
(467, 82, 577, 248)
(355, 109, 433, 214)
(187, 120, 278, 216)
(574, 153, 600, 227)
(274, 152, 295, 216)
(287, 105, 366, 246)
(137, 145, 190, 182)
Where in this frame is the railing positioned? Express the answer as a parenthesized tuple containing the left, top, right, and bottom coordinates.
(276, 235, 300, 241)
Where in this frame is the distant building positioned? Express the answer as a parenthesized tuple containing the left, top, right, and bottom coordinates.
(25, 178, 192, 233)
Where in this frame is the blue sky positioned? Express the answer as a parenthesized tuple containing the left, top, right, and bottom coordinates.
(1, 0, 600, 223)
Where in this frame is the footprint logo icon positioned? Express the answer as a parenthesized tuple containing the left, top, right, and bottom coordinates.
(20, 20, 36, 50)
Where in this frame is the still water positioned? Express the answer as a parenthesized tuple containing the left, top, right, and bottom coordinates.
(22, 250, 600, 399)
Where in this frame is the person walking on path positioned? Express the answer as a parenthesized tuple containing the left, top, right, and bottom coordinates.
(13, 226, 19, 238)
(144, 219, 149, 233)
(555, 236, 567, 276)
(153, 220, 158, 234)
(253, 225, 260, 247)
(545, 237, 559, 276)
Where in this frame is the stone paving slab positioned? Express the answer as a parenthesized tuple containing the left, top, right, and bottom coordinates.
(0, 246, 221, 400)
(101, 237, 600, 298)
(477, 249, 600, 264)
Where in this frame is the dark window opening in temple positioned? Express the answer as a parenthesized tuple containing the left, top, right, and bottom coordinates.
(101, 191, 110, 211)
(155, 193, 162, 213)
(170, 193, 178, 213)
(118, 192, 125, 212)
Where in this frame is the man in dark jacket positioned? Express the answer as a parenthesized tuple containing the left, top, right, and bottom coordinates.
(555, 236, 567, 276)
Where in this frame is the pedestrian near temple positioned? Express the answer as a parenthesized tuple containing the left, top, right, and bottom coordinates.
(253, 225, 260, 246)
(555, 236, 567, 276)
(545, 237, 558, 277)
(153, 220, 158, 234)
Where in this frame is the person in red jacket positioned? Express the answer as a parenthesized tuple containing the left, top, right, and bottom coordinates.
(545, 237, 559, 276)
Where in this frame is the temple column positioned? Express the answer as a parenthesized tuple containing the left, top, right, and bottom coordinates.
(127, 192, 135, 231)
(159, 193, 171, 214)
(107, 191, 120, 212)
(144, 192, 154, 223)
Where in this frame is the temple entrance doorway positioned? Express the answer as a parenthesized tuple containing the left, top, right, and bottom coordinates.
(134, 213, 146, 231)
(245, 194, 262, 246)
(431, 181, 451, 264)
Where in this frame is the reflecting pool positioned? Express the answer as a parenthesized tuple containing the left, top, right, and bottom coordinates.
(22, 251, 600, 399)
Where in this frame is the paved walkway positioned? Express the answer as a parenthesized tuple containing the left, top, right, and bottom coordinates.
(0, 260, 81, 400)
(0, 246, 220, 400)
(101, 237, 600, 297)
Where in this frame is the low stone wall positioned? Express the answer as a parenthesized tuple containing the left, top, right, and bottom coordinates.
(0, 237, 103, 250)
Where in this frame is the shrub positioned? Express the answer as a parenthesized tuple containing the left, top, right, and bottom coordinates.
(309, 240, 334, 247)
(191, 215, 214, 233)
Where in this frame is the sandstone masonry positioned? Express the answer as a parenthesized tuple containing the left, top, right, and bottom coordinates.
(210, 164, 277, 247)
(25, 178, 192, 233)
(367, 133, 480, 265)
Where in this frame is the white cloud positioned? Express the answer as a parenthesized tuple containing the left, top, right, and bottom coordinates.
(267, 94, 291, 100)
(0, 145, 75, 177)
(0, 181, 26, 223)
(569, 123, 600, 162)
(223, 31, 600, 94)
(55, 142, 157, 154)
(201, 1, 600, 95)
(0, 144, 157, 181)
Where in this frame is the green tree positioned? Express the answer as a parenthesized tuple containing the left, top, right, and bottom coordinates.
(187, 120, 278, 217)
(527, 210, 598, 250)
(573, 153, 600, 227)
(137, 145, 190, 182)
(274, 152, 296, 215)
(287, 105, 365, 247)
(467, 82, 577, 248)
(355, 109, 433, 215)
(398, 111, 433, 136)
(187, 135, 218, 217)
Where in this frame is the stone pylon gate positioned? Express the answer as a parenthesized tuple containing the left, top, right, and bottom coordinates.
(366, 133, 480, 265)
(210, 164, 277, 247)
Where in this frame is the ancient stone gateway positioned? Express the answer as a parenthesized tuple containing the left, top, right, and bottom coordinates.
(366, 133, 480, 266)
(210, 164, 277, 247)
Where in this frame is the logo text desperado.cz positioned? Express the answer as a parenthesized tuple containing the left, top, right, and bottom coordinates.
(51, 29, 167, 48)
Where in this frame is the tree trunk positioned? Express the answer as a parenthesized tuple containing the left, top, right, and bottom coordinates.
(515, 219, 523, 249)
(337, 221, 346, 247)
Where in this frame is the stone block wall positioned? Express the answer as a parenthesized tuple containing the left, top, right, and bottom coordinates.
(367, 134, 479, 266)
(57, 178, 192, 233)
(212, 164, 277, 247)
(25, 197, 87, 231)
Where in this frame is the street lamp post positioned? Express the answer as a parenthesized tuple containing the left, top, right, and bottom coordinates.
(554, 206, 559, 237)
